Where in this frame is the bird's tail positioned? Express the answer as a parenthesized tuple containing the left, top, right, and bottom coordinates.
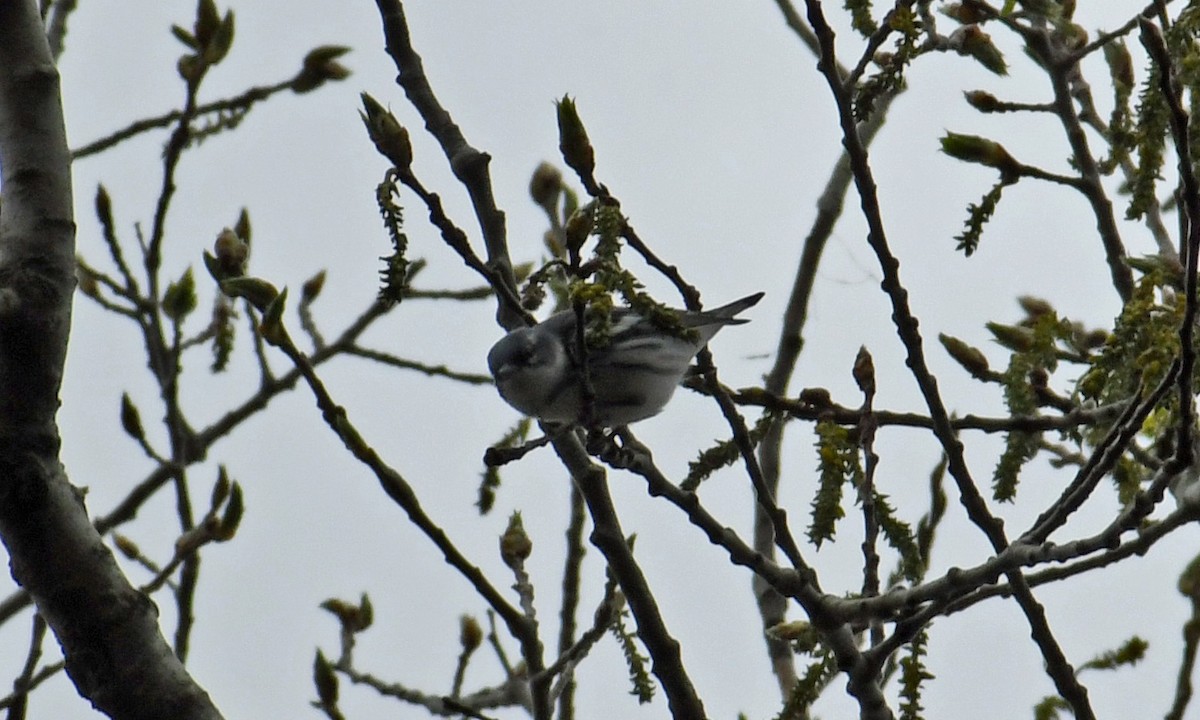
(701, 291, 765, 325)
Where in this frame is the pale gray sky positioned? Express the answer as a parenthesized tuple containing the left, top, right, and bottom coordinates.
(3, 2, 1194, 719)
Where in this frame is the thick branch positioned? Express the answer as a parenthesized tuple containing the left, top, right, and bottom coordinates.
(0, 3, 222, 719)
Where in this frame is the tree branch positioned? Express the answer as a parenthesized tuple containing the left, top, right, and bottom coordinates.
(0, 3, 222, 718)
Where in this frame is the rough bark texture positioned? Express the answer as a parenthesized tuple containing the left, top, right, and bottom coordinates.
(0, 3, 223, 718)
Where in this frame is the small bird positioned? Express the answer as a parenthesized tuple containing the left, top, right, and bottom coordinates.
(488, 292, 763, 426)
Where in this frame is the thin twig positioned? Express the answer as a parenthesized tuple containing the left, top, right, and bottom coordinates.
(71, 80, 294, 160)
(373, 0, 524, 330)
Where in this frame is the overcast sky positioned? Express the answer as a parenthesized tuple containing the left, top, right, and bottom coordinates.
(2, 2, 1196, 719)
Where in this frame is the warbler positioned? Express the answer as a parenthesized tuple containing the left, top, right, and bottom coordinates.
(487, 292, 763, 426)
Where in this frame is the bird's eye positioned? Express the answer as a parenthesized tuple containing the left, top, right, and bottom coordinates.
(515, 345, 537, 366)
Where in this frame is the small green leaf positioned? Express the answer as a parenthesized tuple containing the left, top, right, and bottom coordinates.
(357, 593, 374, 631)
(210, 466, 231, 508)
(260, 287, 289, 345)
(195, 0, 221, 47)
(203, 10, 235, 65)
(170, 24, 198, 50)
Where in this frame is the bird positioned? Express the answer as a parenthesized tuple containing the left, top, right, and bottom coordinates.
(487, 292, 763, 426)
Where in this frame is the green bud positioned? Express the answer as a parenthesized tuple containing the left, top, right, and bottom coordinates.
(95, 185, 114, 232)
(293, 45, 352, 93)
(213, 227, 249, 278)
(1055, 22, 1087, 52)
(233, 208, 252, 247)
(852, 346, 875, 396)
(313, 650, 339, 707)
(357, 594, 374, 631)
(120, 392, 145, 441)
(1017, 295, 1054, 319)
(529, 161, 563, 212)
(211, 466, 231, 507)
(170, 24, 199, 51)
(564, 206, 593, 257)
(360, 93, 413, 171)
(1178, 553, 1200, 601)
(963, 90, 1001, 113)
(113, 534, 141, 559)
(194, 0, 221, 48)
(949, 25, 1008, 76)
(1081, 329, 1109, 350)
(202, 10, 235, 66)
(219, 276, 278, 311)
(985, 321, 1034, 352)
(301, 269, 327, 304)
(556, 95, 595, 178)
(941, 2, 986, 23)
(177, 54, 205, 85)
(940, 132, 1020, 175)
(213, 482, 243, 541)
(938, 333, 991, 379)
(162, 267, 198, 323)
(500, 512, 533, 568)
(460, 615, 483, 652)
(260, 287, 289, 346)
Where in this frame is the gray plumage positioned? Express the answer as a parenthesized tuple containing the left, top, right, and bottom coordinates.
(487, 292, 763, 426)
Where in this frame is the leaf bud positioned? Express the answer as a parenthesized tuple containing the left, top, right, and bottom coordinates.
(360, 93, 413, 171)
(120, 393, 146, 442)
(985, 321, 1035, 352)
(963, 90, 1002, 113)
(938, 333, 991, 379)
(301, 270, 327, 304)
(1017, 295, 1054, 319)
(941, 2, 986, 23)
(948, 25, 1008, 76)
(940, 132, 1020, 175)
(162, 267, 198, 323)
(529, 161, 564, 212)
(293, 45, 352, 93)
(313, 650, 339, 707)
(219, 276, 279, 312)
(852, 346, 876, 397)
(213, 227, 249, 277)
(564, 206, 593, 257)
(113, 534, 141, 559)
(500, 512, 533, 568)
(556, 95, 595, 178)
(460, 615, 483, 652)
